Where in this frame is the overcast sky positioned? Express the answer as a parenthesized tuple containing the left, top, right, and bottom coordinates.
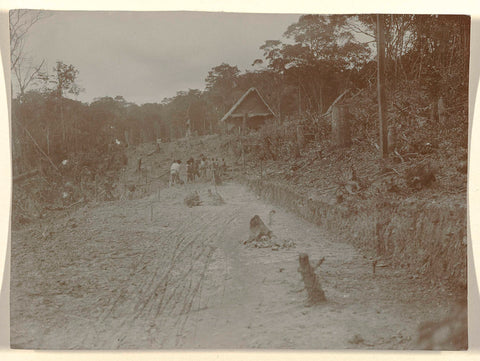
(21, 11, 300, 104)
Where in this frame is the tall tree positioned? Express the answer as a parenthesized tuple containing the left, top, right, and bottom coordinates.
(49, 61, 82, 150)
(205, 63, 241, 119)
(257, 15, 372, 114)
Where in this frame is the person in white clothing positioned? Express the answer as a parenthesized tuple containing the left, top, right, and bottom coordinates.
(169, 160, 182, 186)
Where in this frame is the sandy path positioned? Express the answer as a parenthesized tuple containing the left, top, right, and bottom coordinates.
(10, 182, 452, 349)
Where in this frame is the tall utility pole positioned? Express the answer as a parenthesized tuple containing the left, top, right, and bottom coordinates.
(376, 14, 388, 158)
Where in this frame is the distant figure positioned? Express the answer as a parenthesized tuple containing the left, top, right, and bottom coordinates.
(193, 158, 201, 181)
(221, 158, 227, 176)
(169, 159, 182, 187)
(199, 157, 206, 179)
(205, 158, 211, 180)
(210, 158, 216, 180)
(212, 158, 221, 184)
(186, 157, 195, 183)
(268, 209, 276, 226)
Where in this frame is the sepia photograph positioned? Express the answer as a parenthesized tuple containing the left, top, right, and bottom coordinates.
(7, 10, 469, 350)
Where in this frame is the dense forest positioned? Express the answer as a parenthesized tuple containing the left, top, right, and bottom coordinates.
(10, 13, 469, 177)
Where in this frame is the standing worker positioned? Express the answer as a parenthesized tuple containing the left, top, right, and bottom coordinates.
(221, 158, 227, 177)
(186, 157, 195, 183)
(205, 157, 211, 180)
(169, 159, 182, 186)
(199, 156, 206, 180)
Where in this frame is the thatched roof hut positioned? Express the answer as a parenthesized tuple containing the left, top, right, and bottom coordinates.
(220, 87, 276, 131)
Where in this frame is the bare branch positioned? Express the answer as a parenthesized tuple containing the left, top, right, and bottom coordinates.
(9, 10, 49, 95)
(344, 22, 376, 40)
(23, 59, 45, 94)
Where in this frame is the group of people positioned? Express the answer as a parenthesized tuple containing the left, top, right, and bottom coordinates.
(169, 155, 227, 186)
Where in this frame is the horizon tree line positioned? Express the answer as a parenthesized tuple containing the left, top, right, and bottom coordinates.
(10, 12, 469, 175)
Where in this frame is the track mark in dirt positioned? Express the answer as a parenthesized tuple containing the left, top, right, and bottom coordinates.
(10, 182, 456, 349)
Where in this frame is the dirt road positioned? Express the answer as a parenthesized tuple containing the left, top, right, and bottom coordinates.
(10, 182, 454, 349)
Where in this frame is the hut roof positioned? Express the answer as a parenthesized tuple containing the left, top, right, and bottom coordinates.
(220, 87, 276, 123)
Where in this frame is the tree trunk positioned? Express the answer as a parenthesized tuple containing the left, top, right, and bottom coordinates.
(60, 97, 66, 152)
(376, 14, 388, 158)
(331, 105, 351, 147)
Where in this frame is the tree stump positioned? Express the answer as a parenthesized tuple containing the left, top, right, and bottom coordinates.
(298, 253, 326, 304)
(249, 215, 272, 242)
(331, 105, 351, 147)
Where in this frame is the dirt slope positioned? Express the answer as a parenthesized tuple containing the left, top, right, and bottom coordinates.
(10, 181, 457, 350)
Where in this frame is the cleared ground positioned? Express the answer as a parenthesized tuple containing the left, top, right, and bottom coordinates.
(11, 181, 454, 349)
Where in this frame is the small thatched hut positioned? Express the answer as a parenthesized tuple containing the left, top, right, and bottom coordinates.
(220, 87, 276, 132)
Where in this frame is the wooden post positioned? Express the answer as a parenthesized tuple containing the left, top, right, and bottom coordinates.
(242, 113, 247, 172)
(240, 133, 244, 172)
(376, 14, 388, 158)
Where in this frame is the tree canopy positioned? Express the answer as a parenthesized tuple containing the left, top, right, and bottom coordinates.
(10, 14, 469, 175)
